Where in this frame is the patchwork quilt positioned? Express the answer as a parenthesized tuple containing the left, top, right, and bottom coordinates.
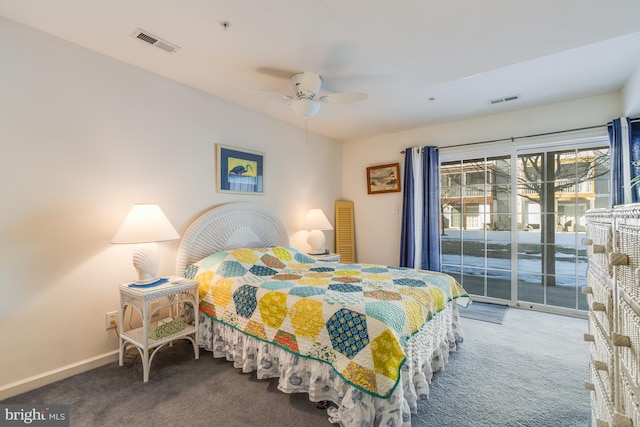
(184, 246, 469, 399)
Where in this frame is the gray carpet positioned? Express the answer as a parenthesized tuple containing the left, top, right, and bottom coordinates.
(459, 302, 508, 324)
(416, 308, 589, 426)
(2, 308, 589, 426)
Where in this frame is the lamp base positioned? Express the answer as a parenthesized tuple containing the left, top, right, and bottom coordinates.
(307, 229, 326, 256)
(132, 242, 160, 285)
(134, 277, 161, 285)
(308, 250, 328, 256)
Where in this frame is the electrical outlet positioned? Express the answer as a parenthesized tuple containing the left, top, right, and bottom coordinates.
(105, 311, 118, 330)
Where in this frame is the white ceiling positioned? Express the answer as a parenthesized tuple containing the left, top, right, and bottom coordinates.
(2, 0, 640, 141)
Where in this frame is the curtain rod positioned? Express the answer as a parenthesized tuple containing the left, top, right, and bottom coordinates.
(400, 118, 640, 153)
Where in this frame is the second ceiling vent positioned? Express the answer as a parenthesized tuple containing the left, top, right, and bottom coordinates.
(488, 94, 520, 105)
(130, 28, 180, 53)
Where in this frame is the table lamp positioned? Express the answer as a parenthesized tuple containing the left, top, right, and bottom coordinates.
(301, 208, 333, 255)
(112, 204, 180, 284)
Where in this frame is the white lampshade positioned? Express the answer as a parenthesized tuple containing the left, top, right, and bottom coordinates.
(301, 209, 333, 255)
(112, 204, 180, 284)
(112, 204, 180, 244)
(301, 209, 333, 231)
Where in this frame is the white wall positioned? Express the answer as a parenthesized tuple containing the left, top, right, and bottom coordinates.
(623, 64, 640, 118)
(0, 17, 341, 397)
(342, 93, 623, 266)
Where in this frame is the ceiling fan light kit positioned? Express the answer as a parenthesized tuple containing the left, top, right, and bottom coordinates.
(290, 98, 322, 118)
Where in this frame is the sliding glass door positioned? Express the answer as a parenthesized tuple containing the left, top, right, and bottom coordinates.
(440, 141, 610, 313)
(440, 155, 512, 300)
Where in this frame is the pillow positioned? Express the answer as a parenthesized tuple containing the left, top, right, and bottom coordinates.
(182, 246, 318, 281)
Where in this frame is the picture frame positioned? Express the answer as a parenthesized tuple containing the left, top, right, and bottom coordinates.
(366, 163, 401, 194)
(216, 144, 264, 194)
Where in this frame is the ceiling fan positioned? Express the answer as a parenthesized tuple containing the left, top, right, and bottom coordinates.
(250, 71, 368, 118)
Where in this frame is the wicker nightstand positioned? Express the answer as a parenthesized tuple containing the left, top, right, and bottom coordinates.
(309, 253, 340, 262)
(118, 279, 199, 382)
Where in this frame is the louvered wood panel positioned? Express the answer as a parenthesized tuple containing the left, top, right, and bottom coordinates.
(335, 200, 355, 263)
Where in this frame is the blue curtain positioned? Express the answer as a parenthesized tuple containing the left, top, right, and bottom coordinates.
(609, 117, 640, 206)
(400, 149, 416, 267)
(400, 146, 441, 271)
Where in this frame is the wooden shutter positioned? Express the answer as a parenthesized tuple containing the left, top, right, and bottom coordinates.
(335, 200, 355, 263)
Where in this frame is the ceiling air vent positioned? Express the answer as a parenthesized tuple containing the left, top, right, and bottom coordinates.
(130, 28, 180, 53)
(488, 94, 520, 105)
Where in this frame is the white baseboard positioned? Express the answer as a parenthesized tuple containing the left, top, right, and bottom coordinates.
(0, 350, 119, 401)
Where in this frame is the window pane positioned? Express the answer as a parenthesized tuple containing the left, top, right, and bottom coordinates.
(442, 184, 462, 201)
(462, 267, 484, 295)
(518, 273, 544, 304)
(577, 246, 588, 277)
(466, 172, 485, 186)
(518, 154, 544, 182)
(546, 276, 577, 309)
(464, 212, 486, 230)
(517, 243, 542, 273)
(487, 241, 511, 270)
(577, 277, 588, 310)
(487, 269, 511, 299)
(493, 214, 511, 231)
(553, 244, 576, 276)
(488, 156, 511, 184)
(491, 185, 511, 212)
(441, 238, 462, 265)
(463, 239, 485, 267)
(443, 211, 462, 231)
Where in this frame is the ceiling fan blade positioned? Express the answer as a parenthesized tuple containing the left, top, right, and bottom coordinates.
(320, 92, 368, 103)
(244, 88, 293, 100)
(256, 67, 298, 80)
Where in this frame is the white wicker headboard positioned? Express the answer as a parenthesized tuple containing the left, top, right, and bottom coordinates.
(175, 202, 290, 276)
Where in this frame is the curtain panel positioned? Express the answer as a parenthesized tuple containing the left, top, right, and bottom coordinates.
(609, 117, 640, 206)
(400, 146, 441, 271)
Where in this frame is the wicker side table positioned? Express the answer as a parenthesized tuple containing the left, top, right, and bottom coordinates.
(118, 279, 199, 382)
(308, 253, 340, 262)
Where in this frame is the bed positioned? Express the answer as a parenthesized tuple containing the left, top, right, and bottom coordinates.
(175, 202, 469, 426)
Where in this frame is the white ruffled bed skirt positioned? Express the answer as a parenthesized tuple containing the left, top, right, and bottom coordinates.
(190, 303, 464, 427)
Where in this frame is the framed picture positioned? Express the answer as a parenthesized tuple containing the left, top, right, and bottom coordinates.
(216, 144, 264, 194)
(366, 163, 401, 194)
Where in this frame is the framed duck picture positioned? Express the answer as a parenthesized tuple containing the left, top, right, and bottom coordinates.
(216, 144, 264, 194)
(366, 163, 401, 194)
